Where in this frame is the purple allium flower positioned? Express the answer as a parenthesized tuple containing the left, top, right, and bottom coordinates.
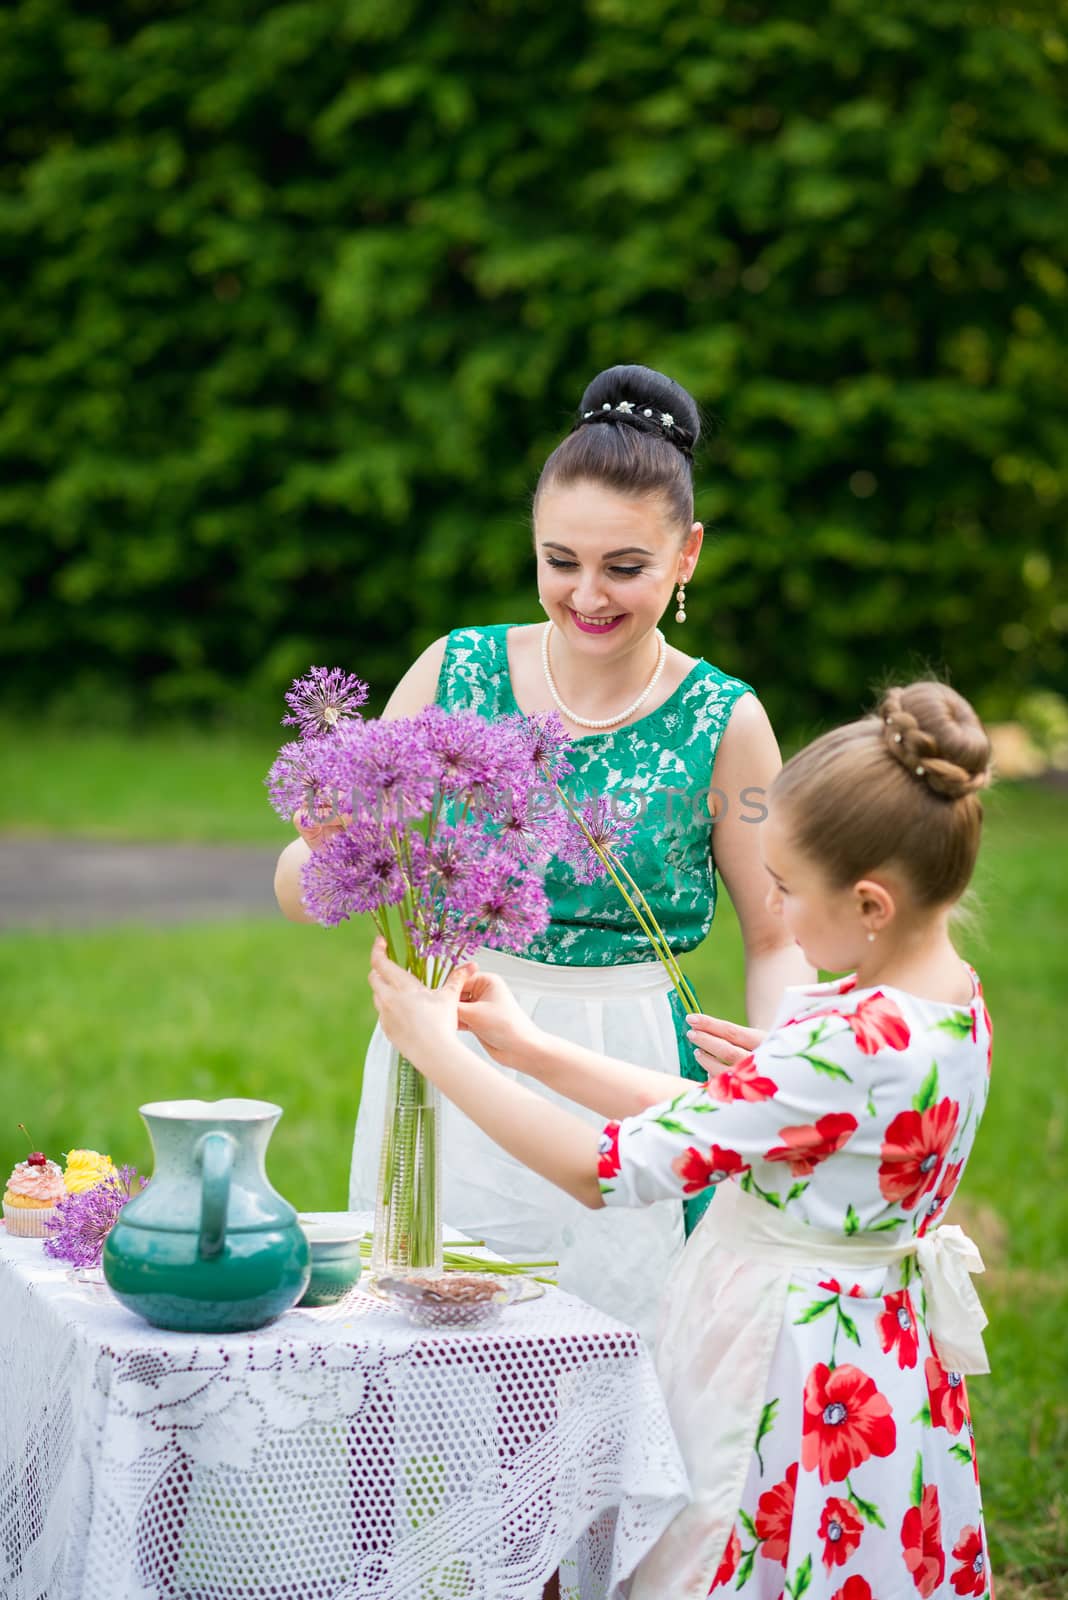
(43, 1166, 148, 1269)
(402, 918, 449, 963)
(315, 719, 438, 827)
(283, 666, 368, 740)
(300, 824, 406, 925)
(559, 794, 637, 885)
(468, 849, 551, 952)
(265, 737, 343, 824)
(414, 824, 483, 901)
(416, 706, 500, 798)
(501, 711, 575, 786)
(492, 787, 571, 864)
(403, 827, 488, 964)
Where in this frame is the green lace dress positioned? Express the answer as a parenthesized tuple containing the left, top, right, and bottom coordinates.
(349, 623, 754, 1337)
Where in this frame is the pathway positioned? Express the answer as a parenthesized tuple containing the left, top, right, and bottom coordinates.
(0, 837, 283, 931)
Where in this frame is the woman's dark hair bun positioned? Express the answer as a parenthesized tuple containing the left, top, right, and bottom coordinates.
(536, 363, 701, 533)
(578, 364, 701, 456)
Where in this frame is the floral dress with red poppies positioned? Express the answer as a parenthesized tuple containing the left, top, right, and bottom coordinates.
(599, 972, 994, 1600)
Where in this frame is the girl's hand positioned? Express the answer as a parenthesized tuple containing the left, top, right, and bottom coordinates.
(368, 939, 475, 1064)
(456, 969, 540, 1067)
(685, 1013, 767, 1071)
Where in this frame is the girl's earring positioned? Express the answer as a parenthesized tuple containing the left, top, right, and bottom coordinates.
(866, 930, 877, 943)
(675, 581, 687, 624)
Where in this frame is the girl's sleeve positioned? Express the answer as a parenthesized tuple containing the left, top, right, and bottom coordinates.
(597, 989, 903, 1208)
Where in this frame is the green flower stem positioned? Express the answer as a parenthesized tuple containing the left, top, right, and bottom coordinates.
(441, 1253, 558, 1271)
(599, 851, 693, 1006)
(611, 862, 698, 1010)
(373, 1046, 441, 1273)
(369, 815, 446, 1272)
(553, 785, 699, 1013)
(605, 853, 700, 1013)
(360, 1236, 557, 1284)
(390, 825, 421, 977)
(371, 907, 400, 967)
(402, 1055, 429, 1264)
(418, 1082, 436, 1263)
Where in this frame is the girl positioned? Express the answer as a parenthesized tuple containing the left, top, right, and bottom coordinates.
(277, 363, 812, 1338)
(369, 681, 995, 1600)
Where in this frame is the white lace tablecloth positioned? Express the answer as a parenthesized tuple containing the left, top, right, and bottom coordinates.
(0, 1215, 689, 1600)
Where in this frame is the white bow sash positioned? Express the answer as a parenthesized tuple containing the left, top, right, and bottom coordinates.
(913, 1223, 989, 1376)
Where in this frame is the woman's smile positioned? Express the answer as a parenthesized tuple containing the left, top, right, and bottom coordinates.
(568, 607, 627, 634)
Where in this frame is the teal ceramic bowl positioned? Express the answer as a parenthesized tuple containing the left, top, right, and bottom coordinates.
(296, 1217, 364, 1307)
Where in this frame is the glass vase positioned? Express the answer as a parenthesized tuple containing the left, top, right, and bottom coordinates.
(371, 1044, 443, 1278)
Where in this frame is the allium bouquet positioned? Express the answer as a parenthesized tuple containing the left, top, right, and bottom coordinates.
(267, 668, 578, 1275)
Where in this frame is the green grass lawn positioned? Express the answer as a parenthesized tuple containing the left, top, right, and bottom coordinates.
(0, 731, 1064, 1597)
(0, 718, 285, 843)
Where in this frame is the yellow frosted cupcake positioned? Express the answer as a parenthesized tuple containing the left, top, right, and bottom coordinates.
(4, 1154, 67, 1237)
(63, 1149, 116, 1194)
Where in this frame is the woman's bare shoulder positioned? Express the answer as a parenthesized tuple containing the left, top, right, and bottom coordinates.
(665, 642, 701, 684)
(506, 622, 544, 652)
(382, 635, 450, 719)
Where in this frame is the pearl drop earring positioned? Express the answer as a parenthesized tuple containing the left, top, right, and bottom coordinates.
(867, 931, 876, 943)
(675, 580, 687, 625)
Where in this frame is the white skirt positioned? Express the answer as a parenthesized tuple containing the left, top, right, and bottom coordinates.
(349, 947, 687, 1343)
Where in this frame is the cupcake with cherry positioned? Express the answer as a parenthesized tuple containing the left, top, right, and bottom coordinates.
(4, 1127, 67, 1238)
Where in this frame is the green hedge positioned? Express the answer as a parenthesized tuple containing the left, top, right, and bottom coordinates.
(1, 0, 1065, 736)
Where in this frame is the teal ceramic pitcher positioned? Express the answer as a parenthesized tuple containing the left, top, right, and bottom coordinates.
(103, 1098, 310, 1332)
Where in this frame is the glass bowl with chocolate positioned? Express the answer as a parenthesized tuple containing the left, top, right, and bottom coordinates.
(374, 1272, 522, 1328)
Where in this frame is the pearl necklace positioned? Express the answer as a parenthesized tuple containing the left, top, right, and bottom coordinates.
(541, 622, 667, 730)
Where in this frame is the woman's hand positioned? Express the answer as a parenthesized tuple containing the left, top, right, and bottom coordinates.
(292, 807, 347, 852)
(368, 939, 474, 1064)
(456, 970, 540, 1067)
(685, 1013, 767, 1071)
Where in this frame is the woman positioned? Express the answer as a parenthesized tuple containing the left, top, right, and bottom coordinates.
(275, 363, 812, 1337)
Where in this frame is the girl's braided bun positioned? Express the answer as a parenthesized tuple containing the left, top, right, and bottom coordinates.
(879, 684, 993, 801)
(772, 681, 993, 907)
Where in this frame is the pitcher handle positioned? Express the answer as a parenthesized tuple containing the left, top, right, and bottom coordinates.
(196, 1131, 234, 1260)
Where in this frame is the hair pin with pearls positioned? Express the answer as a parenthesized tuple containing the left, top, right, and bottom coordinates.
(886, 714, 927, 779)
(583, 402, 678, 429)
